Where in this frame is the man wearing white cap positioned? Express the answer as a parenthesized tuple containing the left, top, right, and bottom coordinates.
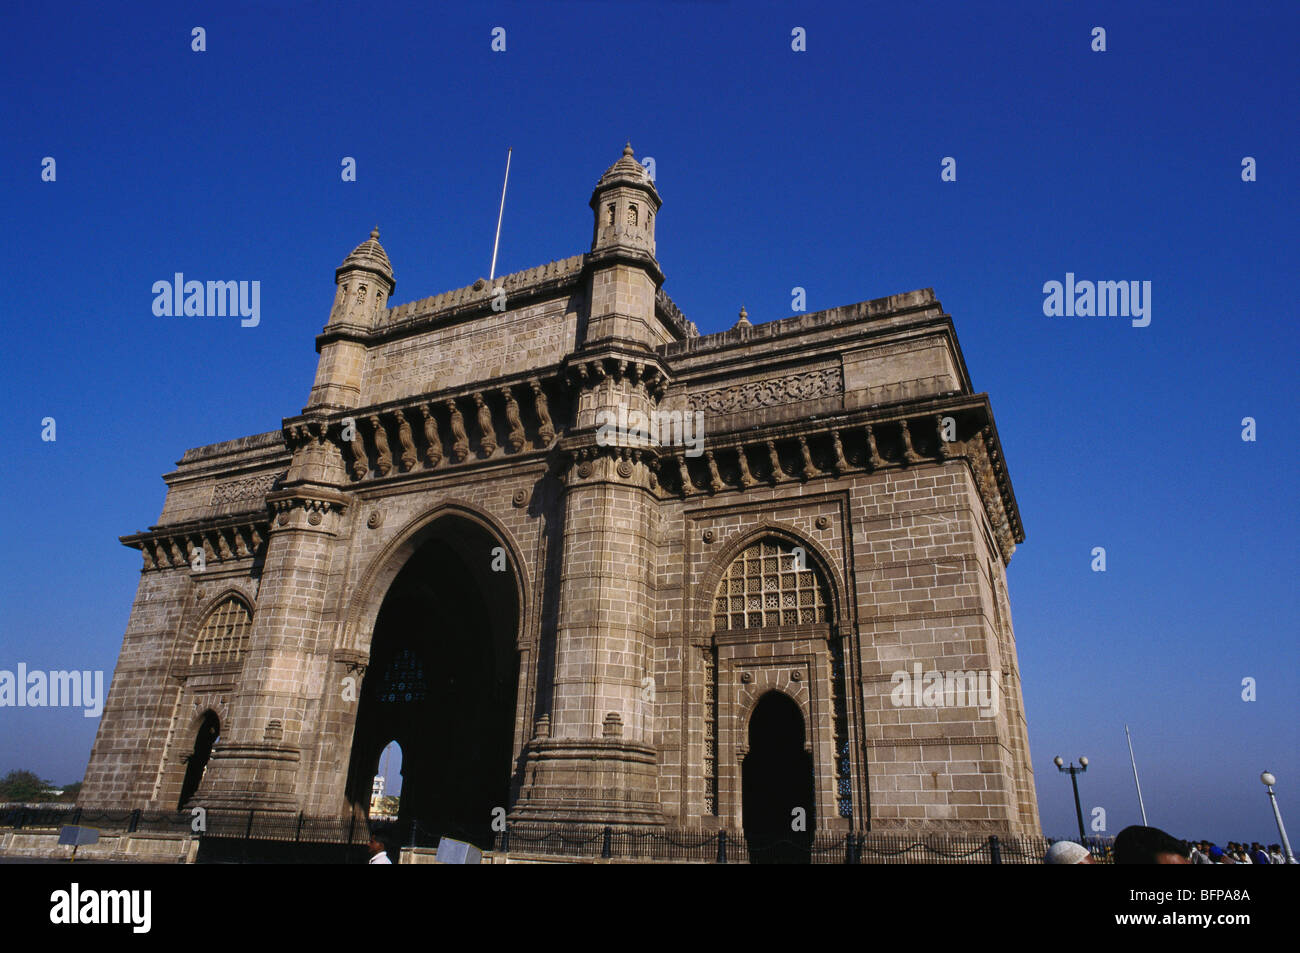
(1044, 841, 1095, 864)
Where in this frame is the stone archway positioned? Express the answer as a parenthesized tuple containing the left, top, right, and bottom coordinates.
(344, 514, 520, 849)
(178, 710, 220, 809)
(742, 691, 815, 864)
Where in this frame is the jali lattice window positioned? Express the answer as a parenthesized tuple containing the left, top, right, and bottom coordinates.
(703, 646, 718, 814)
(191, 597, 253, 666)
(379, 649, 427, 704)
(713, 538, 828, 630)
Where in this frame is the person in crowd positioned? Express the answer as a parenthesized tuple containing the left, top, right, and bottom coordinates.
(1045, 840, 1095, 864)
(367, 829, 393, 864)
(1114, 825, 1191, 864)
(1210, 844, 1233, 863)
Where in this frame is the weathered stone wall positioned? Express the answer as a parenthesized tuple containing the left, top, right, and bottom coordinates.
(850, 462, 1035, 833)
(157, 432, 288, 525)
(81, 562, 262, 810)
(361, 295, 580, 406)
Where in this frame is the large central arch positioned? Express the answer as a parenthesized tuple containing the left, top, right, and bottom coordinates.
(344, 511, 521, 848)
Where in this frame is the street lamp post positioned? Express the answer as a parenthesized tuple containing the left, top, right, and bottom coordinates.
(1054, 755, 1089, 844)
(1261, 771, 1296, 864)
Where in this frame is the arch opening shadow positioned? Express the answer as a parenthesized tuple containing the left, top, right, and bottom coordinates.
(178, 710, 220, 810)
(345, 516, 519, 850)
(742, 691, 815, 864)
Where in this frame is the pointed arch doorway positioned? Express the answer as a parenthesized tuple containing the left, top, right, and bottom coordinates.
(345, 514, 520, 849)
(178, 710, 220, 809)
(742, 691, 815, 863)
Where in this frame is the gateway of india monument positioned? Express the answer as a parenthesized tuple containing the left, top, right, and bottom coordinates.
(80, 145, 1040, 854)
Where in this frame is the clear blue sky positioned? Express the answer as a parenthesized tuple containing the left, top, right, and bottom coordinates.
(2, 1, 1295, 845)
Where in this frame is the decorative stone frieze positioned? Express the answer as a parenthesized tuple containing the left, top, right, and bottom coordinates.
(687, 367, 841, 414)
(211, 472, 284, 506)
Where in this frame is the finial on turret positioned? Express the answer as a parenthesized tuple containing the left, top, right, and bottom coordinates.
(337, 226, 394, 286)
(623, 141, 635, 157)
(734, 305, 751, 329)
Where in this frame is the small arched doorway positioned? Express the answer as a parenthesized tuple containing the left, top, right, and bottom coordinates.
(178, 710, 220, 809)
(370, 740, 402, 817)
(742, 691, 814, 863)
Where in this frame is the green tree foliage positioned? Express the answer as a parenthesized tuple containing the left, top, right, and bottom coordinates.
(0, 769, 54, 802)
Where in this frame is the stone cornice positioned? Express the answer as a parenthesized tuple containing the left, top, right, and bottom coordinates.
(582, 245, 667, 290)
(655, 288, 696, 339)
(332, 648, 368, 675)
(863, 735, 1003, 748)
(265, 485, 350, 510)
(612, 396, 1023, 562)
(175, 430, 285, 466)
(121, 512, 271, 572)
(561, 351, 670, 399)
(164, 432, 289, 488)
(265, 485, 350, 534)
(659, 289, 942, 360)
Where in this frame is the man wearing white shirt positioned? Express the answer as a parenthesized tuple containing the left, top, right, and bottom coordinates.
(367, 831, 393, 864)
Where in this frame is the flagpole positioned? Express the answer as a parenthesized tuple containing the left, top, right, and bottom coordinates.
(1125, 724, 1149, 826)
(489, 147, 512, 281)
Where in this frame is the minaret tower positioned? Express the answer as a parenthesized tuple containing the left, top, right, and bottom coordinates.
(196, 230, 390, 813)
(512, 146, 675, 828)
(582, 142, 664, 351)
(307, 227, 394, 411)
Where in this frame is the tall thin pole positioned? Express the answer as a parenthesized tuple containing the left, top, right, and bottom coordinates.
(1125, 724, 1149, 826)
(489, 147, 512, 282)
(1263, 775, 1296, 864)
(1069, 767, 1086, 843)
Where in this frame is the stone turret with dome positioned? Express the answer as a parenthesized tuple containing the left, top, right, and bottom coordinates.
(337, 226, 394, 288)
(307, 226, 396, 410)
(589, 142, 660, 258)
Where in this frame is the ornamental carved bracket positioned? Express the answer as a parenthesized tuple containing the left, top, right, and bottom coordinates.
(281, 418, 330, 452)
(564, 354, 669, 401)
(559, 443, 659, 490)
(655, 407, 1023, 560)
(267, 488, 350, 530)
(121, 516, 270, 573)
(319, 373, 567, 484)
(332, 648, 369, 678)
